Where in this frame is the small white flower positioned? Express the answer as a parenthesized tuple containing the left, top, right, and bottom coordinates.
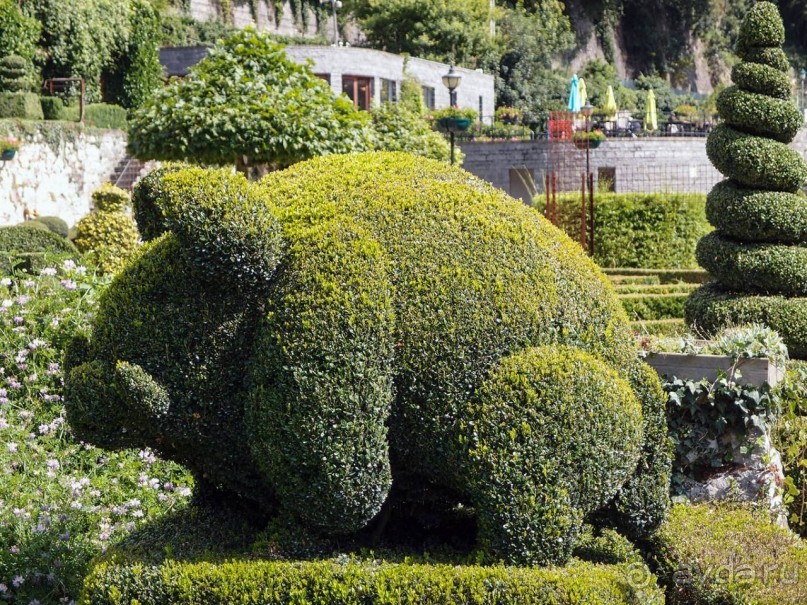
(0, 278, 10, 286)
(7, 442, 17, 453)
(40, 267, 57, 276)
(1, 300, 12, 308)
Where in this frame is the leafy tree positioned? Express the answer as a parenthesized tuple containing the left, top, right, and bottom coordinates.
(0, 0, 40, 65)
(344, 0, 497, 68)
(370, 101, 453, 163)
(495, 1, 574, 129)
(127, 29, 373, 177)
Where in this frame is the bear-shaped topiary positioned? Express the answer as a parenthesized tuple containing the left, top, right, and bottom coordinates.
(687, 2, 807, 358)
(64, 153, 670, 566)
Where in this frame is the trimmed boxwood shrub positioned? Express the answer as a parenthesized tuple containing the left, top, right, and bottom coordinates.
(40, 95, 66, 120)
(705, 124, 807, 192)
(685, 282, 807, 358)
(715, 85, 802, 143)
(65, 103, 128, 129)
(131, 164, 185, 242)
(461, 346, 643, 565)
(81, 557, 664, 605)
(0, 224, 78, 272)
(653, 503, 807, 604)
(546, 192, 709, 269)
(0, 54, 30, 92)
(0, 91, 43, 119)
(31, 215, 69, 238)
(73, 183, 139, 274)
(737, 46, 790, 73)
(696, 231, 807, 296)
(706, 180, 807, 244)
(620, 293, 688, 321)
(736, 1, 786, 48)
(65, 153, 671, 567)
(731, 62, 791, 100)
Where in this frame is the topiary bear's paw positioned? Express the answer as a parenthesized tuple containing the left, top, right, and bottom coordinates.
(114, 361, 171, 420)
(131, 166, 283, 295)
(458, 346, 644, 566)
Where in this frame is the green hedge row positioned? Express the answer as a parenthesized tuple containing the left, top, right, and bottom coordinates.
(547, 193, 710, 269)
(706, 124, 807, 192)
(620, 293, 688, 321)
(0, 91, 42, 119)
(696, 231, 807, 296)
(81, 558, 664, 605)
(631, 318, 689, 337)
(65, 103, 128, 129)
(731, 61, 791, 99)
(0, 224, 77, 272)
(613, 284, 698, 295)
(716, 85, 802, 143)
(654, 503, 807, 605)
(685, 282, 807, 359)
(706, 180, 807, 244)
(603, 268, 711, 283)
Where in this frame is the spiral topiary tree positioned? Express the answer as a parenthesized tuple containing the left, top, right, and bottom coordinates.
(686, 2, 807, 358)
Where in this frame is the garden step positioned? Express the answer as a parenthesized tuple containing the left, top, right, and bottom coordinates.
(108, 155, 149, 192)
(620, 292, 689, 321)
(608, 275, 661, 285)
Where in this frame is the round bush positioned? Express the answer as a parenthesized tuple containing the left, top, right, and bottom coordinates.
(65, 153, 670, 565)
(696, 231, 807, 296)
(0, 224, 78, 273)
(715, 85, 802, 143)
(32, 215, 69, 238)
(73, 207, 139, 274)
(686, 282, 807, 359)
(461, 346, 642, 565)
(92, 182, 130, 212)
(706, 180, 807, 244)
(731, 62, 791, 100)
(705, 124, 807, 192)
(736, 46, 790, 73)
(737, 1, 786, 48)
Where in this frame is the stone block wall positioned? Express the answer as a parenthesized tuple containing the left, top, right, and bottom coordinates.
(188, 0, 325, 38)
(0, 123, 127, 227)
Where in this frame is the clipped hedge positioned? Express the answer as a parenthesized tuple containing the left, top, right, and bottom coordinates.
(654, 503, 807, 605)
(737, 46, 790, 73)
(737, 1, 786, 48)
(81, 557, 664, 605)
(685, 282, 807, 358)
(31, 215, 69, 238)
(706, 180, 807, 244)
(716, 85, 802, 143)
(40, 95, 66, 120)
(462, 346, 643, 565)
(65, 103, 128, 129)
(731, 62, 791, 100)
(66, 153, 670, 566)
(620, 293, 688, 321)
(695, 231, 807, 296)
(706, 124, 807, 192)
(73, 184, 139, 274)
(0, 224, 78, 272)
(547, 193, 709, 269)
(0, 91, 43, 119)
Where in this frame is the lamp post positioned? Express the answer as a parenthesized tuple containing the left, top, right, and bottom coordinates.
(801, 68, 806, 120)
(581, 103, 594, 179)
(441, 65, 463, 165)
(320, 0, 342, 46)
(580, 103, 595, 257)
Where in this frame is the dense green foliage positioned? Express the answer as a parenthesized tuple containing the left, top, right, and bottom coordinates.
(32, 215, 69, 237)
(73, 184, 139, 274)
(620, 292, 687, 321)
(0, 91, 43, 119)
(706, 181, 807, 244)
(370, 102, 452, 162)
(128, 29, 372, 174)
(0, 55, 32, 93)
(0, 260, 194, 605)
(691, 2, 807, 359)
(0, 1, 40, 73)
(730, 62, 791, 99)
(65, 103, 128, 129)
(0, 224, 77, 272)
(654, 503, 807, 604)
(39, 95, 66, 120)
(544, 192, 709, 269)
(66, 153, 670, 566)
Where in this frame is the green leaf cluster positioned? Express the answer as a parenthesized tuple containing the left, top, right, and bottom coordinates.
(127, 28, 373, 170)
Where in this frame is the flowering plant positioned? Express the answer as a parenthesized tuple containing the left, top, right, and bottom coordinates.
(0, 138, 20, 153)
(572, 128, 606, 142)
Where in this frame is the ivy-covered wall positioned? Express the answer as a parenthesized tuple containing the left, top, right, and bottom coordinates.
(187, 0, 327, 38)
(0, 120, 127, 227)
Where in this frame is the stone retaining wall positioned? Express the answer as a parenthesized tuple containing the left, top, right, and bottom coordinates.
(0, 123, 126, 227)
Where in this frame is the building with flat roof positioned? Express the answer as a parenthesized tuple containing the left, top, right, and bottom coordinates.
(159, 45, 495, 122)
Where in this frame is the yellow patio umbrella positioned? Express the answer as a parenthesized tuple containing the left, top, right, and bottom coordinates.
(604, 85, 618, 120)
(645, 89, 658, 132)
(578, 77, 588, 108)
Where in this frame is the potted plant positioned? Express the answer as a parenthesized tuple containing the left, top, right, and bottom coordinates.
(431, 107, 477, 133)
(0, 137, 19, 161)
(494, 106, 523, 125)
(572, 129, 605, 150)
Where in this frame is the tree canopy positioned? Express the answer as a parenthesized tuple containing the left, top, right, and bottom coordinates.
(127, 29, 373, 175)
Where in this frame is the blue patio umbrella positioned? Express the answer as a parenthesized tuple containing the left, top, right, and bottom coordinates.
(567, 74, 581, 113)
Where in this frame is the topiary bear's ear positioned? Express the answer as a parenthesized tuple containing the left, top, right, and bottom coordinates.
(131, 164, 188, 241)
(134, 166, 284, 293)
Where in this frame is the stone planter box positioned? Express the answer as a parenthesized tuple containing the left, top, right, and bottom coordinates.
(644, 351, 785, 388)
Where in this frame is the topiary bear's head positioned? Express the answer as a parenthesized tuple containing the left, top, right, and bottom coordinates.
(64, 153, 669, 564)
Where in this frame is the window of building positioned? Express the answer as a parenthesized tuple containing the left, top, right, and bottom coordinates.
(422, 86, 435, 110)
(479, 96, 484, 121)
(380, 78, 397, 103)
(342, 76, 373, 110)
